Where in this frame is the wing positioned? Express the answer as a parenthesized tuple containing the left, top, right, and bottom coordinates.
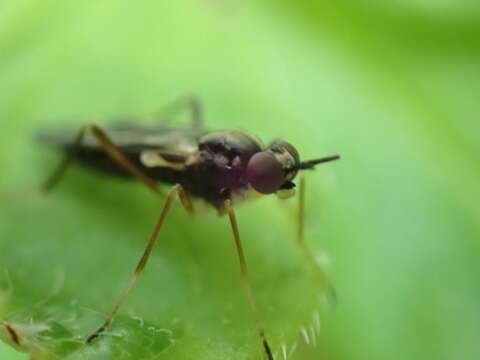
(38, 124, 206, 154)
(38, 124, 207, 178)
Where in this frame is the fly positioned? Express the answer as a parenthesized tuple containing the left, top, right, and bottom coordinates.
(38, 97, 340, 360)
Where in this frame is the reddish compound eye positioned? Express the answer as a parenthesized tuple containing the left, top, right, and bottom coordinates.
(246, 152, 285, 194)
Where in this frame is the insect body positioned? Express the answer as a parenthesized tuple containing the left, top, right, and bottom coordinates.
(39, 98, 340, 360)
(41, 125, 324, 209)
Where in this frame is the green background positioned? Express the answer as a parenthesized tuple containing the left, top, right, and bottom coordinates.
(1, 1, 479, 359)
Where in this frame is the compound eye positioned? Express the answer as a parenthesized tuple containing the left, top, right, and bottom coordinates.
(246, 152, 285, 194)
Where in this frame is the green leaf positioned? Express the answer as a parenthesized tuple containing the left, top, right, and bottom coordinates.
(1, 0, 480, 359)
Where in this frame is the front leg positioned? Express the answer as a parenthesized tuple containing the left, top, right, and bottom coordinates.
(224, 200, 274, 360)
(297, 172, 337, 305)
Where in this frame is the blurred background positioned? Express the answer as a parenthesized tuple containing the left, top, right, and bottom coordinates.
(1, 0, 479, 359)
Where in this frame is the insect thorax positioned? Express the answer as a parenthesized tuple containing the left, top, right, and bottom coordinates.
(185, 130, 264, 208)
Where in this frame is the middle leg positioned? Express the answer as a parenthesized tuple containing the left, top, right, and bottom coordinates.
(86, 184, 185, 343)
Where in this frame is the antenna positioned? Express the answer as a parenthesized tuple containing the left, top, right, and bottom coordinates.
(298, 155, 340, 170)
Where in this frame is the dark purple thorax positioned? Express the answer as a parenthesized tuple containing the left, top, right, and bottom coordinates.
(185, 130, 263, 207)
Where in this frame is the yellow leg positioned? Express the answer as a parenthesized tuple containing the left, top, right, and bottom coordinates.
(297, 172, 336, 306)
(224, 200, 274, 360)
(42, 124, 162, 196)
(86, 184, 183, 343)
